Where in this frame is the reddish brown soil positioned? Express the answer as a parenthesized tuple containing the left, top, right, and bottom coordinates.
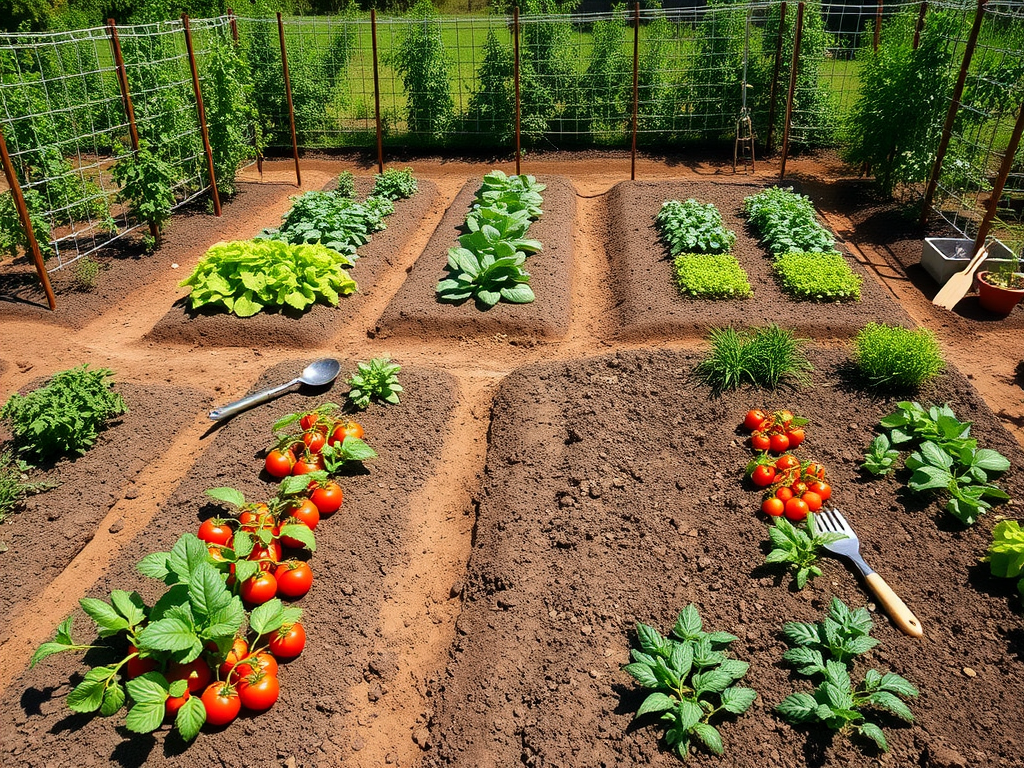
(374, 175, 575, 341)
(0, 152, 1021, 768)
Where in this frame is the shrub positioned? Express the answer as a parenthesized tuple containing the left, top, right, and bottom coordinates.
(773, 252, 861, 302)
(111, 141, 176, 238)
(694, 325, 812, 394)
(673, 254, 752, 299)
(853, 323, 944, 390)
(335, 172, 356, 199)
(656, 199, 736, 255)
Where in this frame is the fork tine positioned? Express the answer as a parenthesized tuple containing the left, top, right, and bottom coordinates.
(816, 508, 838, 532)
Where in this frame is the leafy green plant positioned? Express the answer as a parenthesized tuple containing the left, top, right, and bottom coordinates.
(657, 199, 737, 256)
(1, 365, 126, 463)
(694, 325, 813, 394)
(673, 254, 752, 299)
(347, 358, 403, 410)
(260, 191, 393, 259)
(111, 141, 176, 240)
(622, 605, 756, 761)
(853, 324, 944, 391)
(0, 189, 52, 260)
(765, 515, 846, 589)
(782, 598, 879, 672)
(180, 240, 357, 318)
(436, 247, 534, 308)
(334, 172, 356, 200)
(0, 450, 52, 523)
(987, 520, 1024, 598)
(743, 187, 836, 256)
(71, 256, 101, 292)
(372, 168, 418, 200)
(878, 401, 971, 452)
(861, 434, 900, 476)
(773, 252, 861, 302)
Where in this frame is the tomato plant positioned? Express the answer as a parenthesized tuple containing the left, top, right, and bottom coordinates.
(167, 658, 211, 694)
(267, 622, 306, 659)
(750, 433, 771, 452)
(283, 499, 319, 531)
(292, 455, 325, 476)
(275, 561, 313, 599)
(329, 420, 364, 445)
(302, 430, 326, 454)
(769, 433, 790, 454)
(775, 455, 800, 472)
(808, 481, 831, 501)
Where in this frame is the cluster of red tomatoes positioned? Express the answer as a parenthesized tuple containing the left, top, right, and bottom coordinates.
(742, 409, 833, 522)
(264, 410, 364, 477)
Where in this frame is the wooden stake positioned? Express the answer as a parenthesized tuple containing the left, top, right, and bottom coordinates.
(278, 12, 302, 187)
(371, 10, 384, 174)
(0, 126, 56, 310)
(183, 14, 222, 216)
(913, 0, 927, 49)
(874, 0, 883, 51)
(766, 2, 787, 151)
(973, 100, 1024, 256)
(921, 0, 989, 225)
(513, 7, 521, 176)
(227, 7, 239, 43)
(631, 2, 639, 181)
(779, 1, 804, 181)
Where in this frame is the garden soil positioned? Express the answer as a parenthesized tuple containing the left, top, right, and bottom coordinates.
(0, 152, 1022, 768)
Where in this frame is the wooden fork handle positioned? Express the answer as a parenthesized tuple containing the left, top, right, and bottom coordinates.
(865, 573, 924, 638)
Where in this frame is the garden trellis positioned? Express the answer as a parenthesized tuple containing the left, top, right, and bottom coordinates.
(3, 0, 1024, 307)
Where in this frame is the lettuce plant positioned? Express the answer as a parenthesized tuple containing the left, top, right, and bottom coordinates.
(672, 253, 751, 299)
(987, 520, 1024, 598)
(773, 251, 861, 302)
(657, 199, 736, 255)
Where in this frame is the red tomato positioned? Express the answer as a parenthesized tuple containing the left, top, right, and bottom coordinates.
(775, 486, 794, 502)
(750, 433, 771, 452)
(218, 637, 249, 678)
(299, 413, 320, 431)
(268, 622, 306, 659)
(240, 572, 278, 605)
(238, 671, 279, 712)
(743, 409, 767, 431)
(235, 651, 279, 679)
(790, 481, 809, 496)
(769, 433, 790, 454)
(201, 682, 241, 727)
(328, 420, 364, 446)
(784, 497, 809, 522)
(801, 491, 823, 512)
(167, 658, 211, 694)
(302, 430, 326, 455)
(275, 561, 313, 599)
(198, 518, 233, 547)
(310, 482, 343, 515)
(165, 690, 190, 718)
(785, 428, 805, 448)
(805, 463, 826, 480)
(751, 465, 776, 487)
(264, 449, 295, 479)
(775, 455, 800, 471)
(248, 541, 282, 571)
(284, 499, 320, 531)
(126, 645, 157, 679)
(807, 481, 832, 501)
(239, 505, 274, 532)
(292, 455, 325, 476)
(761, 497, 785, 517)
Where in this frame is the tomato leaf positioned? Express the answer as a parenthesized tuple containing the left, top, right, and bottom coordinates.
(109, 590, 147, 628)
(100, 679, 126, 717)
(776, 692, 818, 722)
(138, 618, 198, 653)
(30, 616, 92, 667)
(281, 606, 303, 626)
(137, 551, 170, 580)
(189, 562, 233, 620)
(175, 694, 206, 742)
(79, 597, 130, 637)
(67, 666, 118, 713)
(249, 598, 286, 636)
(125, 671, 170, 704)
(168, 679, 188, 698)
(124, 700, 165, 734)
(622, 662, 660, 688)
(166, 534, 213, 585)
(278, 474, 322, 496)
(232, 529, 254, 559)
(337, 437, 377, 462)
(279, 523, 316, 552)
(205, 487, 246, 509)
(148, 584, 190, 622)
(233, 559, 260, 584)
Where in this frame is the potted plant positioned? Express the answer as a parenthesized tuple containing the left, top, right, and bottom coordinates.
(976, 255, 1024, 315)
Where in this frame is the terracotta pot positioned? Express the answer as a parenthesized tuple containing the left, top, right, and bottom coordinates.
(976, 271, 1024, 316)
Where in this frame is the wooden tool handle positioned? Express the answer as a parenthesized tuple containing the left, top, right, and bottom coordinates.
(865, 573, 923, 638)
(960, 243, 990, 278)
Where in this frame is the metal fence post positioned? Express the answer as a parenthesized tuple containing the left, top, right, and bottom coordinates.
(513, 7, 521, 176)
(973, 101, 1024, 255)
(920, 0, 989, 226)
(913, 1, 927, 49)
(0, 126, 56, 310)
(779, 1, 804, 180)
(182, 14, 222, 216)
(277, 12, 301, 187)
(631, 2, 639, 181)
(371, 10, 384, 174)
(766, 2, 787, 152)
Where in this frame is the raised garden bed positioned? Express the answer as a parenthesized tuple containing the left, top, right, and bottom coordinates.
(146, 179, 439, 348)
(373, 175, 575, 342)
(0, 383, 208, 636)
(0, 360, 457, 766)
(606, 181, 915, 341)
(425, 347, 1024, 768)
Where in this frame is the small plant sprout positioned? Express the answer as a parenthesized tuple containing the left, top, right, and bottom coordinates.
(765, 514, 846, 589)
(347, 358, 403, 410)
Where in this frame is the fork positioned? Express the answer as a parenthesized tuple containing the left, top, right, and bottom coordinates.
(816, 508, 924, 638)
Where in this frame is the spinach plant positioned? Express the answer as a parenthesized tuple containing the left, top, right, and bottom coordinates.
(372, 167, 418, 200)
(346, 357, 403, 410)
(623, 605, 756, 761)
(260, 191, 393, 259)
(656, 199, 736, 255)
(765, 515, 846, 589)
(743, 187, 836, 256)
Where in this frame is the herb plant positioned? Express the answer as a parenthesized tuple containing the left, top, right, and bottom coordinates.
(782, 598, 879, 672)
(111, 141, 176, 243)
(346, 358, 403, 410)
(743, 187, 836, 256)
(1, 365, 126, 463)
(694, 325, 812, 394)
(180, 240, 357, 318)
(259, 191, 394, 259)
(773, 252, 861, 302)
(861, 434, 900, 476)
(372, 167, 418, 200)
(656, 199, 736, 255)
(765, 515, 846, 589)
(853, 323, 944, 391)
(987, 520, 1024, 598)
(673, 254, 752, 299)
(623, 605, 756, 761)
(0, 450, 51, 523)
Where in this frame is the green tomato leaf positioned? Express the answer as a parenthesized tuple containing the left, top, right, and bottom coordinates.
(125, 700, 166, 734)
(79, 597, 129, 638)
(138, 618, 197, 653)
(175, 694, 206, 741)
(67, 666, 118, 713)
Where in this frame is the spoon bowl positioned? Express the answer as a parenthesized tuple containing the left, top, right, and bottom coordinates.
(208, 358, 343, 421)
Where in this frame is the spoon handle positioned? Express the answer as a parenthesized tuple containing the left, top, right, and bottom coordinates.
(209, 378, 300, 421)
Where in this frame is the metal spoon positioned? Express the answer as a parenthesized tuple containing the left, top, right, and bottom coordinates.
(208, 358, 342, 421)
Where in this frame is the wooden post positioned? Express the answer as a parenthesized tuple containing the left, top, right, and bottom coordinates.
(182, 14, 222, 216)
(913, 1, 927, 49)
(0, 126, 56, 310)
(108, 19, 160, 241)
(874, 0, 883, 51)
(766, 2, 787, 151)
(920, 0, 988, 226)
(371, 10, 384, 174)
(513, 7, 521, 176)
(227, 7, 239, 42)
(631, 2, 639, 181)
(779, 1, 804, 180)
(278, 12, 301, 187)
(973, 101, 1024, 255)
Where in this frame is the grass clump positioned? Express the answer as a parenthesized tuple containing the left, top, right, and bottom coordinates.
(853, 323, 944, 391)
(694, 325, 813, 394)
(656, 199, 736, 255)
(774, 252, 862, 302)
(673, 253, 752, 299)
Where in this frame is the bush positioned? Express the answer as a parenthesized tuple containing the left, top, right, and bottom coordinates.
(673, 254, 752, 299)
(773, 252, 861, 302)
(694, 325, 812, 394)
(853, 323, 944, 390)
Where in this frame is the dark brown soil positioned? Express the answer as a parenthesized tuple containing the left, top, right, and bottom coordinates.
(607, 181, 916, 341)
(0, 383, 209, 641)
(373, 175, 575, 342)
(425, 347, 1024, 768)
(0, 360, 457, 767)
(145, 180, 440, 348)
